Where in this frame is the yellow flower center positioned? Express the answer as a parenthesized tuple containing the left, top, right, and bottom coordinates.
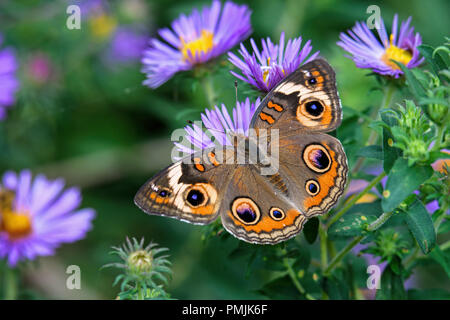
(261, 58, 285, 84)
(180, 30, 214, 63)
(381, 35, 413, 70)
(0, 190, 32, 240)
(89, 13, 117, 39)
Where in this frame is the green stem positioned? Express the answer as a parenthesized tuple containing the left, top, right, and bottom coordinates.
(326, 172, 386, 227)
(440, 240, 450, 251)
(282, 257, 316, 300)
(324, 211, 395, 275)
(352, 83, 396, 174)
(319, 224, 328, 271)
(200, 75, 216, 108)
(324, 236, 364, 276)
(433, 125, 445, 151)
(136, 282, 144, 300)
(4, 267, 18, 300)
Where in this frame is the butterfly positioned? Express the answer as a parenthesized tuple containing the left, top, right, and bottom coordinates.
(134, 58, 348, 245)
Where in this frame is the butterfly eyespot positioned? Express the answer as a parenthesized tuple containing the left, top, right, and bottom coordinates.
(269, 207, 285, 221)
(303, 144, 332, 173)
(185, 185, 208, 208)
(308, 78, 317, 85)
(305, 180, 320, 196)
(304, 101, 324, 117)
(158, 188, 171, 198)
(231, 197, 261, 225)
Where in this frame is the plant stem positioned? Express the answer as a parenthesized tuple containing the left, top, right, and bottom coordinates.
(282, 257, 316, 300)
(4, 267, 18, 300)
(433, 125, 445, 151)
(352, 83, 396, 174)
(136, 282, 144, 300)
(324, 236, 364, 276)
(324, 211, 395, 275)
(200, 74, 216, 108)
(326, 172, 386, 227)
(440, 240, 450, 251)
(319, 224, 328, 271)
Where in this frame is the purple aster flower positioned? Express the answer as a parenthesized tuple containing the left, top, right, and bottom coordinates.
(142, 0, 252, 88)
(0, 170, 95, 267)
(174, 97, 261, 158)
(228, 32, 319, 92)
(108, 27, 148, 62)
(337, 14, 424, 78)
(0, 35, 19, 120)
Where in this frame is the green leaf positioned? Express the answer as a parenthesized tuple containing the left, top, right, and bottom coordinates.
(429, 245, 450, 277)
(403, 197, 436, 254)
(380, 109, 402, 172)
(418, 44, 448, 81)
(324, 275, 350, 300)
(438, 220, 450, 234)
(408, 288, 450, 300)
(303, 217, 319, 244)
(328, 212, 378, 240)
(429, 151, 450, 163)
(376, 264, 406, 300)
(357, 145, 383, 160)
(394, 61, 427, 99)
(382, 158, 433, 212)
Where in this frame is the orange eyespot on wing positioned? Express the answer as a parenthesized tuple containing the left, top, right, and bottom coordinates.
(296, 98, 332, 128)
(303, 150, 337, 208)
(230, 197, 261, 225)
(303, 144, 332, 173)
(302, 142, 347, 217)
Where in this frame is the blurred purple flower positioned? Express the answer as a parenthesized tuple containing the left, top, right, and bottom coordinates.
(142, 0, 252, 88)
(228, 32, 319, 92)
(71, 0, 107, 18)
(337, 14, 424, 77)
(0, 170, 95, 267)
(0, 35, 19, 120)
(174, 97, 260, 158)
(109, 28, 148, 62)
(27, 53, 52, 84)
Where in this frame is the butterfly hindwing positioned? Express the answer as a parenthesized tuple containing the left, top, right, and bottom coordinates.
(219, 165, 308, 244)
(272, 133, 348, 218)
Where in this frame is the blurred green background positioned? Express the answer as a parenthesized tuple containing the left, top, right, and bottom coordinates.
(0, 0, 449, 299)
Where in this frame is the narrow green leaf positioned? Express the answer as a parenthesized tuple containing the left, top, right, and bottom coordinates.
(380, 109, 402, 172)
(303, 217, 319, 244)
(429, 245, 450, 277)
(404, 197, 436, 254)
(357, 145, 383, 160)
(382, 158, 433, 212)
(376, 265, 406, 300)
(418, 44, 448, 80)
(394, 61, 427, 99)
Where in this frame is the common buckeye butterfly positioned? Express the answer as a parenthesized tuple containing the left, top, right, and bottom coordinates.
(135, 58, 348, 244)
